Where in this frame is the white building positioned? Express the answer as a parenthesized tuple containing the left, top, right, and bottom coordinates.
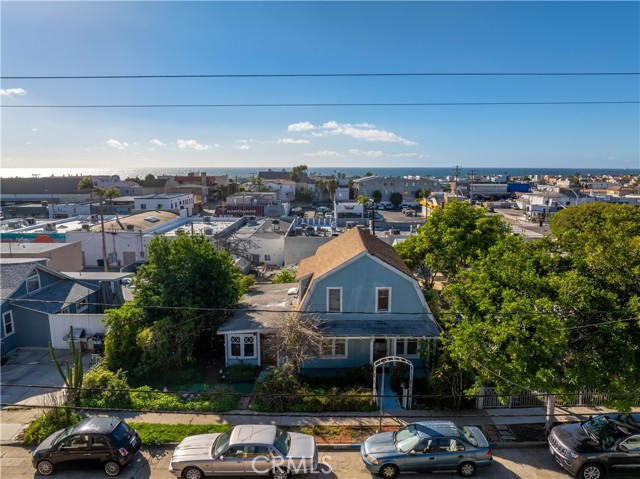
(263, 179, 296, 202)
(134, 193, 194, 216)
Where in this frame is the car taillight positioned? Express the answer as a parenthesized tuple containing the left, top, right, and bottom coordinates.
(487, 449, 492, 458)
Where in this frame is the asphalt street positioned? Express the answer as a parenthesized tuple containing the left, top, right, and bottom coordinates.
(1, 444, 582, 479)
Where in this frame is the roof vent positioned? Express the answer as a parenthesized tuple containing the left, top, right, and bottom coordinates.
(287, 287, 298, 295)
(81, 224, 91, 230)
(144, 216, 159, 223)
(126, 224, 135, 231)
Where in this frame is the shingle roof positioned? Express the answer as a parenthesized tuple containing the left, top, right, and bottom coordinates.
(0, 259, 47, 299)
(296, 227, 413, 283)
(11, 281, 98, 314)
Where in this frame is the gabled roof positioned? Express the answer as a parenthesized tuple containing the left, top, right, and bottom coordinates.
(0, 259, 48, 299)
(296, 227, 414, 283)
(12, 281, 98, 314)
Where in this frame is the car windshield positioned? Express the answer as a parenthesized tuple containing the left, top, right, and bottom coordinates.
(53, 426, 75, 445)
(212, 429, 232, 457)
(582, 416, 627, 449)
(274, 429, 291, 455)
(460, 427, 479, 447)
(395, 425, 421, 453)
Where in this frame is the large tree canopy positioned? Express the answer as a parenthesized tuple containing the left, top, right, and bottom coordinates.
(444, 203, 640, 410)
(395, 200, 508, 285)
(104, 235, 244, 378)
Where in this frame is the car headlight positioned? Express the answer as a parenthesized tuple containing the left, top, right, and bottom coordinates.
(365, 454, 379, 465)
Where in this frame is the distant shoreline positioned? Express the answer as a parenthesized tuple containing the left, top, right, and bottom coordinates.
(2, 166, 638, 180)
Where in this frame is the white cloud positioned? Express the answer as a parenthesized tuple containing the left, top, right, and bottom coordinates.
(390, 152, 429, 158)
(288, 121, 315, 132)
(106, 139, 129, 150)
(303, 150, 341, 157)
(150, 138, 167, 147)
(348, 149, 385, 158)
(32, 128, 42, 132)
(0, 88, 27, 97)
(235, 145, 250, 151)
(177, 139, 210, 151)
(277, 138, 310, 144)
(288, 120, 416, 145)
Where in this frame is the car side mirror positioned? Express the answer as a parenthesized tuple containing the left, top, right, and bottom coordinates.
(409, 450, 416, 455)
(219, 455, 224, 461)
(618, 445, 628, 453)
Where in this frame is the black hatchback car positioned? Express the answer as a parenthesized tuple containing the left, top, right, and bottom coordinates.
(32, 416, 141, 476)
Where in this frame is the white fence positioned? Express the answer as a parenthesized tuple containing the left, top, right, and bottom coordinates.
(477, 387, 640, 409)
(48, 314, 105, 349)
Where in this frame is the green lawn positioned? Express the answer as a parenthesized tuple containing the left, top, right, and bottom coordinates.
(130, 423, 232, 445)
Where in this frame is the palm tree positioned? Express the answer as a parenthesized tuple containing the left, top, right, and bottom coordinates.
(78, 177, 108, 272)
(357, 194, 370, 218)
(326, 178, 338, 204)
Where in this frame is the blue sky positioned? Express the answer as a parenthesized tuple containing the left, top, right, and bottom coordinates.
(1, 1, 639, 170)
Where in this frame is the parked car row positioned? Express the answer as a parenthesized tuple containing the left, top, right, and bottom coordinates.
(31, 414, 640, 478)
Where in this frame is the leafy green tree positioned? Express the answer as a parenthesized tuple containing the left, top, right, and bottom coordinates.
(290, 164, 308, 182)
(104, 235, 244, 379)
(396, 201, 507, 283)
(372, 190, 382, 203)
(443, 224, 640, 429)
(364, 171, 374, 177)
(145, 173, 156, 180)
(124, 176, 144, 185)
(273, 269, 296, 284)
(389, 192, 403, 207)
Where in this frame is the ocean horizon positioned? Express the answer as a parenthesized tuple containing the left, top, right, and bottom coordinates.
(1, 166, 638, 180)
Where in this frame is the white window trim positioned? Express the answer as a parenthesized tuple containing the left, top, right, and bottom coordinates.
(26, 271, 41, 294)
(228, 334, 257, 359)
(395, 338, 420, 358)
(3, 311, 15, 337)
(375, 287, 391, 313)
(319, 338, 348, 359)
(327, 287, 342, 313)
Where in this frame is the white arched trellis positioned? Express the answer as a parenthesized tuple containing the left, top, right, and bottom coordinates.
(372, 356, 414, 411)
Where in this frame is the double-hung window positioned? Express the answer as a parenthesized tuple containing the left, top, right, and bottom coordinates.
(327, 288, 342, 313)
(319, 338, 347, 358)
(229, 334, 256, 359)
(376, 288, 391, 312)
(26, 271, 40, 293)
(396, 338, 419, 357)
(3, 311, 15, 336)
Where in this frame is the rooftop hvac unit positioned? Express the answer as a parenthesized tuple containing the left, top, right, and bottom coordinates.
(272, 219, 280, 231)
(44, 223, 56, 232)
(203, 216, 213, 223)
(81, 224, 91, 231)
(126, 224, 135, 231)
(204, 227, 213, 235)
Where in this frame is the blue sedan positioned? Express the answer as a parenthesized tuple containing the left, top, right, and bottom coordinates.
(361, 421, 493, 478)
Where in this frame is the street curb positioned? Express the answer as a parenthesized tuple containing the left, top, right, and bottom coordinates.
(318, 441, 548, 451)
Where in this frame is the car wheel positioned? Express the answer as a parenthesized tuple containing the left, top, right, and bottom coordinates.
(378, 464, 399, 479)
(182, 467, 204, 479)
(104, 460, 121, 476)
(37, 460, 54, 476)
(270, 466, 289, 479)
(458, 461, 477, 477)
(578, 464, 606, 479)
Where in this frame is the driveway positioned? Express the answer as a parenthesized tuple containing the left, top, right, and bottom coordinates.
(0, 348, 93, 407)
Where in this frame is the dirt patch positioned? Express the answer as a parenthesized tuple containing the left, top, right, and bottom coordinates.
(509, 423, 548, 442)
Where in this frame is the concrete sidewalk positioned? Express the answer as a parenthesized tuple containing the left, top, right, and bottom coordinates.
(3, 399, 637, 446)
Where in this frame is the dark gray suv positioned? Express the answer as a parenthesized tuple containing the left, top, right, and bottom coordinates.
(548, 413, 640, 479)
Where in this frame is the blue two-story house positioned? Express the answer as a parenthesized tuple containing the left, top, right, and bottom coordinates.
(218, 227, 439, 375)
(1, 258, 99, 357)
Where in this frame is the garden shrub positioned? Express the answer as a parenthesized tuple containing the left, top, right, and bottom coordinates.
(80, 364, 132, 409)
(224, 363, 259, 379)
(252, 366, 301, 412)
(290, 386, 375, 412)
(22, 409, 81, 446)
(131, 384, 237, 412)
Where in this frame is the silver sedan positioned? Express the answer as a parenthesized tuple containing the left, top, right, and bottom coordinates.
(169, 425, 318, 479)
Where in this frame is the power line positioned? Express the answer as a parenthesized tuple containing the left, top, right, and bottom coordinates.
(2, 101, 638, 109)
(3, 71, 639, 80)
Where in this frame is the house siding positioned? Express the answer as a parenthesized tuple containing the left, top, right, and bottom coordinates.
(303, 338, 371, 369)
(11, 306, 50, 348)
(1, 303, 17, 354)
(304, 256, 425, 317)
